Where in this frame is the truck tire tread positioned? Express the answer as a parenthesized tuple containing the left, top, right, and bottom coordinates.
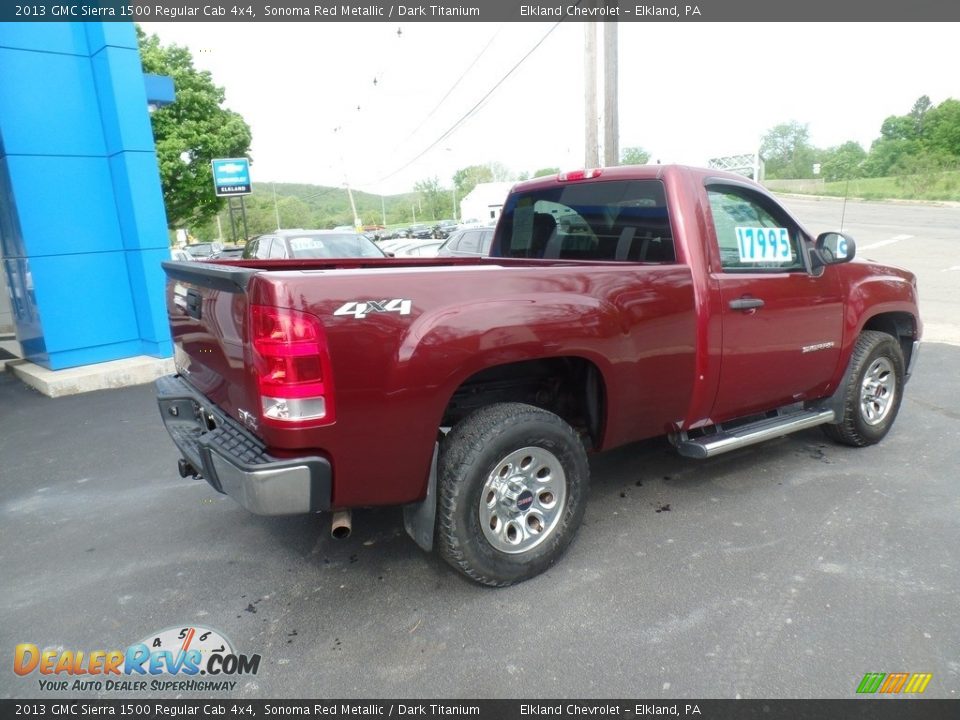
(436, 402, 589, 587)
(822, 330, 904, 447)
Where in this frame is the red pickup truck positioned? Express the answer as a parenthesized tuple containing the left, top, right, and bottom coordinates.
(157, 165, 921, 586)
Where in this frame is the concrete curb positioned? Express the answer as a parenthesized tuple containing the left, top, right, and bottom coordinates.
(10, 355, 175, 398)
(771, 192, 960, 208)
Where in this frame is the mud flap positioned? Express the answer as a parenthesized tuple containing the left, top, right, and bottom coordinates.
(403, 443, 439, 552)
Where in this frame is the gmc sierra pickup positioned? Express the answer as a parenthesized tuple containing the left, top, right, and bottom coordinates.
(156, 165, 921, 586)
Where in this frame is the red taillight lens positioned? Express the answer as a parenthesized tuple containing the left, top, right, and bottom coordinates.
(251, 305, 335, 425)
(558, 168, 603, 182)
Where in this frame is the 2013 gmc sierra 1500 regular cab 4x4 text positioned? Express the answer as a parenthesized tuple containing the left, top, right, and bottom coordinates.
(156, 165, 921, 586)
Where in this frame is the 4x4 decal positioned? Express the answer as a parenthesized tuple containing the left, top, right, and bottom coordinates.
(333, 299, 412, 319)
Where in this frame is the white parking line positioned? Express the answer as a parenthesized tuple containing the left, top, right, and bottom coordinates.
(860, 234, 913, 250)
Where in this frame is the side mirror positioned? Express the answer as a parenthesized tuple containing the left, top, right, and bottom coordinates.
(812, 231, 856, 269)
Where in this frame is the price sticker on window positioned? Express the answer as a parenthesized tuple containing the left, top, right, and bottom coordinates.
(735, 227, 792, 263)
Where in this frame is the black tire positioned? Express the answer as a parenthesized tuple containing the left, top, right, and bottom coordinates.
(822, 330, 905, 447)
(437, 403, 589, 587)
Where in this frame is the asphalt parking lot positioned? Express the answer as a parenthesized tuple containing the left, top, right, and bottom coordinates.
(1, 337, 958, 699)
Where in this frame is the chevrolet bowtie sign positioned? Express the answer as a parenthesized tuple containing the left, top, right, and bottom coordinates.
(211, 158, 252, 197)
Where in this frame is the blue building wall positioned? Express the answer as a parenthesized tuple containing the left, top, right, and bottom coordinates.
(0, 22, 172, 370)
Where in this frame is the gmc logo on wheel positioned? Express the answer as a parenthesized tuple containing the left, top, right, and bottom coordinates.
(333, 299, 412, 319)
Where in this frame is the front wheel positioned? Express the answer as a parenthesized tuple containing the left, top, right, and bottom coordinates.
(437, 403, 589, 587)
(823, 331, 905, 447)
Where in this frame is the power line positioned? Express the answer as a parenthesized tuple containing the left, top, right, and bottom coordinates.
(399, 28, 503, 147)
(361, 20, 568, 187)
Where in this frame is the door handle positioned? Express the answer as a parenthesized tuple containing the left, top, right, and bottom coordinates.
(729, 297, 765, 311)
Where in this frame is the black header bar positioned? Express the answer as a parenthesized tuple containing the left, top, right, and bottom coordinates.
(1, 699, 959, 720)
(3, 0, 960, 22)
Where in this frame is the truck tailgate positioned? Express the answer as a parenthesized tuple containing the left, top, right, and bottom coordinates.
(162, 261, 259, 427)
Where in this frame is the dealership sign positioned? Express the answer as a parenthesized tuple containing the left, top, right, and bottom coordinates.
(211, 158, 252, 197)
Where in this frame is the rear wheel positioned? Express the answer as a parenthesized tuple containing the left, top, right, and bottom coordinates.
(823, 331, 905, 447)
(437, 403, 589, 586)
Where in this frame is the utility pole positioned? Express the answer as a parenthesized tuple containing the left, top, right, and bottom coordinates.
(583, 22, 599, 168)
(272, 182, 281, 230)
(602, 22, 619, 167)
(344, 180, 360, 230)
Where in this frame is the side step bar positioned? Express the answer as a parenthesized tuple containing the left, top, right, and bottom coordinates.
(676, 409, 835, 459)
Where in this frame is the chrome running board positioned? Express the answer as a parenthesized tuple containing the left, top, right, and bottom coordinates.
(676, 409, 836, 459)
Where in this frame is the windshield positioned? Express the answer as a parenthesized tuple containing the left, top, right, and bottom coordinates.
(492, 179, 675, 263)
(286, 234, 384, 259)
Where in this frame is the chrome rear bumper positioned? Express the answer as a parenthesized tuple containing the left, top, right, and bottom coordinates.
(155, 375, 331, 515)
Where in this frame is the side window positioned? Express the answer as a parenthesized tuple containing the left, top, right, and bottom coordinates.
(268, 239, 287, 259)
(706, 185, 806, 272)
(255, 237, 272, 260)
(459, 231, 481, 254)
(480, 230, 495, 255)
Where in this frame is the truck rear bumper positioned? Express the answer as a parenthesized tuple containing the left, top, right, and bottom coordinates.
(155, 375, 331, 515)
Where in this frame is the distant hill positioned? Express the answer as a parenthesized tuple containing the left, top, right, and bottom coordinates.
(253, 182, 423, 228)
(196, 182, 433, 241)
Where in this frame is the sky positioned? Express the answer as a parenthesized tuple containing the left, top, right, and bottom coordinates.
(140, 21, 959, 196)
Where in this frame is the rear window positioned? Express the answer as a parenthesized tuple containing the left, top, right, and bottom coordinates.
(492, 179, 675, 262)
(286, 234, 384, 259)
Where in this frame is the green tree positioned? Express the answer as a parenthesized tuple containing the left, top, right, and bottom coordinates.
(819, 141, 867, 182)
(862, 137, 919, 178)
(453, 164, 494, 202)
(414, 176, 448, 221)
(620, 146, 650, 165)
(863, 96, 960, 177)
(137, 27, 252, 231)
(909, 95, 933, 136)
(760, 121, 816, 179)
(487, 161, 514, 182)
(532, 167, 560, 178)
(925, 98, 960, 158)
(879, 114, 917, 142)
(892, 150, 950, 196)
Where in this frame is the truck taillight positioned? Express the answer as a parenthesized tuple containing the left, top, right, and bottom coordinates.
(558, 168, 602, 182)
(251, 305, 335, 425)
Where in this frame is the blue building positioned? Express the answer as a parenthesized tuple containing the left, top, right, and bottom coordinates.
(0, 22, 173, 375)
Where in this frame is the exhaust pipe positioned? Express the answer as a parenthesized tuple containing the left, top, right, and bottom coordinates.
(331, 510, 352, 539)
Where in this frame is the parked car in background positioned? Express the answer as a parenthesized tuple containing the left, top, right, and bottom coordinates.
(432, 220, 459, 239)
(242, 230, 386, 260)
(392, 239, 443, 257)
(436, 226, 496, 258)
(183, 242, 222, 260)
(382, 228, 409, 240)
(377, 238, 417, 253)
(210, 245, 244, 260)
(408, 224, 433, 239)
